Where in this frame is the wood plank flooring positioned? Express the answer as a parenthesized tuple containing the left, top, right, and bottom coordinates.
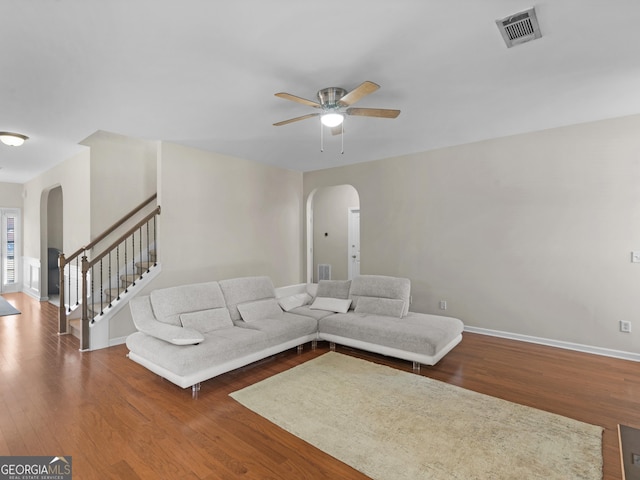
(0, 292, 638, 479)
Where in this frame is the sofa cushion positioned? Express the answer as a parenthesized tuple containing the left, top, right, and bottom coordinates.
(349, 275, 411, 316)
(278, 293, 312, 312)
(316, 280, 351, 299)
(354, 297, 405, 318)
(180, 308, 233, 333)
(150, 281, 226, 326)
(219, 276, 276, 321)
(310, 297, 352, 313)
(237, 298, 283, 322)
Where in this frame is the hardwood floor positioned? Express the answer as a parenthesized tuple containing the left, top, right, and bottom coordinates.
(0, 292, 637, 479)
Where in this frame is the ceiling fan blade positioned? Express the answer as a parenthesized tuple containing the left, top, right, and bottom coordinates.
(331, 125, 344, 136)
(346, 107, 401, 119)
(274, 92, 321, 108)
(338, 81, 380, 106)
(273, 113, 320, 126)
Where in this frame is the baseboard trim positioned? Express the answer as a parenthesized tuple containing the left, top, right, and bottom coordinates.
(464, 326, 640, 363)
(109, 336, 128, 347)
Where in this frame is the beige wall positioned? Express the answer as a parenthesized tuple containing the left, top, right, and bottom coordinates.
(22, 150, 91, 298)
(304, 114, 640, 354)
(82, 130, 157, 238)
(0, 182, 23, 208)
(111, 142, 305, 340)
(312, 184, 359, 281)
(157, 142, 303, 288)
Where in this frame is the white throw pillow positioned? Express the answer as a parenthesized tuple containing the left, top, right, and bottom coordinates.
(278, 293, 312, 312)
(309, 297, 352, 313)
(237, 298, 283, 322)
(180, 308, 233, 333)
(354, 297, 406, 318)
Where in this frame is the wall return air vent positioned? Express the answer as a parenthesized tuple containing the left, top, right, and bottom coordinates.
(496, 7, 542, 48)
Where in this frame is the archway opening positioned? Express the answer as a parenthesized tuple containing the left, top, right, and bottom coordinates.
(306, 184, 360, 283)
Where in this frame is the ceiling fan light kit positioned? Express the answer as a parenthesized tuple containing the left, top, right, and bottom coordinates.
(0, 132, 28, 147)
(274, 80, 400, 153)
(321, 113, 344, 127)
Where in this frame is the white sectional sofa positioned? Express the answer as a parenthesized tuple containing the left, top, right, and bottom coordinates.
(126, 275, 464, 394)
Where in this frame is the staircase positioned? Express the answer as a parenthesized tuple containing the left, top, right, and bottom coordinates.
(59, 195, 161, 351)
(68, 250, 157, 342)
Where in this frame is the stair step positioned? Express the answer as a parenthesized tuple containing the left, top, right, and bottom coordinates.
(136, 261, 155, 273)
(104, 288, 123, 301)
(120, 274, 138, 286)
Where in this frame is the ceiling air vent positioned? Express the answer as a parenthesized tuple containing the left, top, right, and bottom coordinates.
(496, 7, 542, 48)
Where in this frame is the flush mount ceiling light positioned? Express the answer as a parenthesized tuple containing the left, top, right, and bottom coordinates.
(0, 132, 29, 147)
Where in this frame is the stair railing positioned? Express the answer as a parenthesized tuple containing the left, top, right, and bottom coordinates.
(58, 194, 160, 350)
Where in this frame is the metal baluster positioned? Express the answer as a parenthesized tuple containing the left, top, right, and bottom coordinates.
(124, 236, 129, 292)
(153, 214, 157, 266)
(90, 264, 94, 324)
(67, 258, 72, 313)
(108, 250, 112, 308)
(131, 232, 136, 286)
(139, 226, 144, 276)
(116, 244, 121, 300)
(99, 259, 104, 315)
(146, 219, 150, 270)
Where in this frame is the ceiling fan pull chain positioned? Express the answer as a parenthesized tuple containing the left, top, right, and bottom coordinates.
(341, 121, 344, 154)
(320, 119, 324, 152)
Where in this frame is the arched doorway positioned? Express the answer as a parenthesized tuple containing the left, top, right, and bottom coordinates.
(40, 185, 63, 301)
(306, 185, 360, 283)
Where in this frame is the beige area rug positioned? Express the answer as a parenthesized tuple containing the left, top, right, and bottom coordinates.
(230, 352, 603, 480)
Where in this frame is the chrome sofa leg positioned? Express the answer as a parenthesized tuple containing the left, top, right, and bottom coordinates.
(311, 340, 317, 350)
(330, 342, 336, 351)
(412, 361, 421, 373)
(192, 383, 201, 398)
(297, 344, 303, 354)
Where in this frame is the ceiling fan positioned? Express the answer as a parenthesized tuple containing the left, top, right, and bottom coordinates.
(273, 81, 400, 135)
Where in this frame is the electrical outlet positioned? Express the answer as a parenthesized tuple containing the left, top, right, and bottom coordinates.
(439, 300, 447, 310)
(620, 320, 632, 333)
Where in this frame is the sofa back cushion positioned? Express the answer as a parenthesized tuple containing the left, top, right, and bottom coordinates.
(316, 279, 351, 299)
(150, 281, 226, 326)
(219, 276, 276, 321)
(179, 307, 233, 333)
(354, 297, 405, 318)
(349, 275, 411, 317)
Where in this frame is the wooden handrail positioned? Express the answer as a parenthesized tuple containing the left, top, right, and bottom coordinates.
(86, 193, 157, 251)
(84, 206, 160, 270)
(64, 193, 157, 265)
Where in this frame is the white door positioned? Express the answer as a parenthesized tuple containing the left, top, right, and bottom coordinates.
(348, 208, 360, 279)
(1, 209, 19, 293)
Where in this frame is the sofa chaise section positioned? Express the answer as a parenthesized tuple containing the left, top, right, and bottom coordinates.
(314, 275, 463, 368)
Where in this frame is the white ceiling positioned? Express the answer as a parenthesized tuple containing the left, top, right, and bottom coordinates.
(2, 0, 640, 184)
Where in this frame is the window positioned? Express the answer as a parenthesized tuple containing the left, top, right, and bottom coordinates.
(2, 209, 20, 290)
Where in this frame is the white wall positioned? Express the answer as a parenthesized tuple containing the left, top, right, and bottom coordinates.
(304, 114, 640, 355)
(156, 142, 303, 288)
